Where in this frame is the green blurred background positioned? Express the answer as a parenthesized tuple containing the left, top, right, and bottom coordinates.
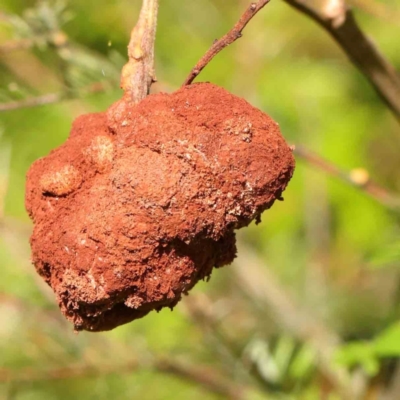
(1, 0, 400, 399)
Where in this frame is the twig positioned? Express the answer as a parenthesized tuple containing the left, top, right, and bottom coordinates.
(0, 137, 11, 220)
(183, 295, 241, 364)
(349, 0, 400, 25)
(0, 32, 69, 53)
(0, 38, 36, 53)
(182, 0, 271, 86)
(120, 0, 159, 103)
(0, 362, 139, 383)
(0, 288, 260, 399)
(183, 294, 281, 395)
(294, 145, 400, 210)
(0, 92, 65, 112)
(156, 359, 250, 400)
(379, 361, 400, 400)
(0, 81, 112, 112)
(0, 358, 250, 400)
(282, 0, 400, 121)
(0, 11, 11, 22)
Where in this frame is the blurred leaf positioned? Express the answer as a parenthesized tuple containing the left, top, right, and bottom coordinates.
(368, 239, 400, 269)
(335, 322, 400, 376)
(334, 342, 379, 376)
(287, 344, 316, 381)
(244, 338, 281, 384)
(274, 336, 296, 375)
(372, 321, 400, 356)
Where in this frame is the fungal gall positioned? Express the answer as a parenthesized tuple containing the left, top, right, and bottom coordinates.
(25, 83, 295, 331)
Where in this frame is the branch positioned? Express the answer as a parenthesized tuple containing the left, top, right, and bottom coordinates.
(0, 11, 10, 22)
(380, 360, 400, 400)
(0, 362, 139, 383)
(183, 294, 278, 394)
(0, 139, 11, 220)
(294, 145, 400, 210)
(283, 0, 400, 121)
(349, 0, 400, 25)
(182, 0, 271, 86)
(0, 81, 112, 112)
(183, 295, 241, 363)
(120, 0, 159, 103)
(0, 32, 69, 54)
(0, 358, 250, 400)
(156, 359, 250, 400)
(0, 92, 65, 112)
(0, 38, 36, 53)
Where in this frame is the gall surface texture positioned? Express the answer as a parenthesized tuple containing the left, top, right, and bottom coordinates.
(26, 83, 295, 331)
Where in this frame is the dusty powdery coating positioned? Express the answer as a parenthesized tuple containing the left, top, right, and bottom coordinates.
(25, 83, 295, 332)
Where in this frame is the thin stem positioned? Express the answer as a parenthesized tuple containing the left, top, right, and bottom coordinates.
(294, 145, 400, 210)
(120, 0, 159, 103)
(0, 38, 36, 53)
(0, 82, 112, 112)
(156, 359, 249, 400)
(0, 32, 68, 53)
(350, 0, 400, 24)
(182, 0, 271, 86)
(0, 358, 250, 400)
(183, 294, 277, 394)
(283, 0, 400, 121)
(379, 360, 400, 400)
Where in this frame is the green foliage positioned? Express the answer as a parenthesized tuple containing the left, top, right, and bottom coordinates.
(1, 0, 400, 399)
(7, 0, 72, 50)
(243, 336, 316, 388)
(369, 239, 400, 269)
(336, 322, 400, 376)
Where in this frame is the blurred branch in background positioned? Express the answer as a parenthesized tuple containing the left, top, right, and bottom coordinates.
(380, 363, 400, 400)
(349, 0, 400, 25)
(0, 291, 258, 400)
(0, 37, 38, 52)
(183, 295, 244, 369)
(0, 294, 254, 400)
(0, 81, 114, 112)
(181, 294, 276, 396)
(0, 356, 254, 400)
(0, 131, 11, 220)
(282, 0, 400, 122)
(294, 145, 400, 211)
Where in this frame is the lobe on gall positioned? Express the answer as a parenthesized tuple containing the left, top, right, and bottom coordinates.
(39, 165, 82, 196)
(83, 136, 114, 173)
